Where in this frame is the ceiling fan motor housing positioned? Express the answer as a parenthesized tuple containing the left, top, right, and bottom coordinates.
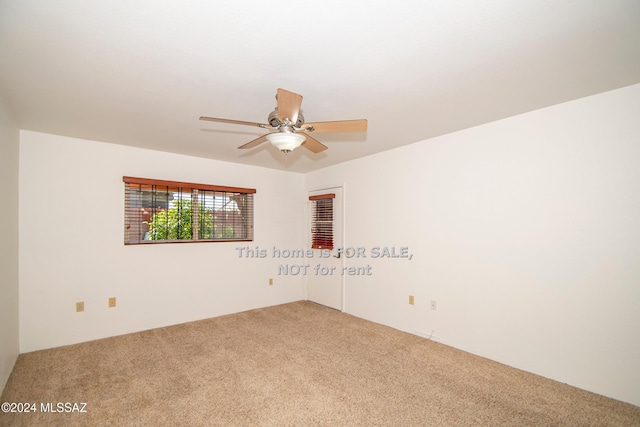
(269, 109, 304, 129)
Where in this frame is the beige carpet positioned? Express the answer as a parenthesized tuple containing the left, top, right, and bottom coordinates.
(1, 301, 639, 426)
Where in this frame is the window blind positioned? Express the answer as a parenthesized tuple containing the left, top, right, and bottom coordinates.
(309, 193, 335, 249)
(124, 176, 255, 244)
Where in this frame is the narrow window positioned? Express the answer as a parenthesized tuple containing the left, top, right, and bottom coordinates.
(309, 193, 335, 249)
(124, 176, 255, 244)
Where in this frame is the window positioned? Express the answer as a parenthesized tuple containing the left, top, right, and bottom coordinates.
(309, 193, 335, 249)
(124, 176, 255, 244)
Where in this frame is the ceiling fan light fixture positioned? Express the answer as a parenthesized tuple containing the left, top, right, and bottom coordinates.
(266, 132, 306, 154)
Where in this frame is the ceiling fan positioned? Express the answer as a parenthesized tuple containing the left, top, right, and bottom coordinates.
(199, 88, 367, 154)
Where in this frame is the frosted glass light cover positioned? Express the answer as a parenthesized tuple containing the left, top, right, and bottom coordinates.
(266, 133, 306, 152)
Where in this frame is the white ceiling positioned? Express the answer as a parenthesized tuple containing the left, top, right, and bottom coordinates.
(1, 1, 639, 173)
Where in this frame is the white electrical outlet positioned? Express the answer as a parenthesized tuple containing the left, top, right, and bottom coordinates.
(430, 300, 437, 310)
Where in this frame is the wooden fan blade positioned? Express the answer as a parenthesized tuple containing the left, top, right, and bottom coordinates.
(238, 134, 269, 149)
(277, 88, 303, 124)
(301, 133, 328, 153)
(200, 116, 268, 128)
(304, 119, 368, 133)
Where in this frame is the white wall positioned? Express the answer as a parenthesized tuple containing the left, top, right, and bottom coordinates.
(19, 131, 306, 352)
(305, 83, 640, 406)
(0, 96, 20, 391)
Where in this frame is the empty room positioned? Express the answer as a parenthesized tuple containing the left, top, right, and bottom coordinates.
(1, 1, 639, 425)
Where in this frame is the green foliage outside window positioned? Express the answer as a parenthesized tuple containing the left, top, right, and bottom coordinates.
(147, 199, 215, 240)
